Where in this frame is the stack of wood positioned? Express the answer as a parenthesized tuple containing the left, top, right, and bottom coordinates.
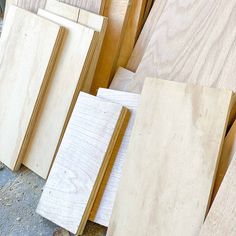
(1, 0, 236, 235)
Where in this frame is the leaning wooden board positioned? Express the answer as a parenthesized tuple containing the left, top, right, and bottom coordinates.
(58, 0, 106, 14)
(107, 78, 233, 236)
(90, 0, 130, 94)
(23, 9, 97, 179)
(37, 92, 129, 235)
(0, 6, 63, 170)
(200, 152, 236, 236)
(131, 0, 236, 93)
(45, 0, 108, 92)
(90, 88, 140, 227)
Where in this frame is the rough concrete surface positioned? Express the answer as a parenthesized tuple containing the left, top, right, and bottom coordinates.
(0, 163, 107, 236)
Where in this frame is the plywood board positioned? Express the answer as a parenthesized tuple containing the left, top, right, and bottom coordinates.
(58, 0, 105, 14)
(115, 0, 147, 69)
(131, 0, 236, 93)
(107, 78, 233, 236)
(89, 89, 140, 227)
(110, 67, 135, 91)
(126, 0, 166, 72)
(200, 152, 236, 236)
(23, 9, 97, 179)
(45, 0, 108, 92)
(0, 6, 63, 171)
(36, 92, 129, 235)
(212, 119, 236, 200)
(90, 0, 130, 94)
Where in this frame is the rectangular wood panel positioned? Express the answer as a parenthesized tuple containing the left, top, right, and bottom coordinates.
(200, 152, 236, 236)
(36, 92, 129, 235)
(90, 89, 140, 226)
(129, 0, 236, 94)
(107, 78, 233, 236)
(58, 0, 105, 14)
(0, 6, 63, 170)
(45, 0, 108, 93)
(23, 9, 98, 178)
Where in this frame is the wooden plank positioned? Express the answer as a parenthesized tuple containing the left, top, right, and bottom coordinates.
(200, 152, 236, 236)
(58, 0, 105, 14)
(0, 6, 63, 171)
(23, 9, 98, 179)
(126, 0, 166, 72)
(36, 92, 129, 235)
(132, 0, 236, 93)
(16, 0, 46, 12)
(90, 0, 130, 94)
(115, 0, 147, 69)
(107, 78, 233, 236)
(212, 119, 236, 200)
(45, 0, 108, 92)
(90, 88, 140, 227)
(110, 67, 135, 91)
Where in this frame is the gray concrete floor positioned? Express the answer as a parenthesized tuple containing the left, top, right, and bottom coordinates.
(0, 163, 107, 236)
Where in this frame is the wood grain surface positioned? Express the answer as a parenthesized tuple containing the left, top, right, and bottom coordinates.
(200, 152, 236, 236)
(107, 78, 233, 236)
(90, 0, 130, 94)
(36, 92, 129, 235)
(58, 0, 105, 14)
(0, 6, 63, 170)
(23, 9, 97, 178)
(110, 67, 135, 91)
(90, 88, 140, 227)
(45, 0, 108, 93)
(129, 0, 236, 94)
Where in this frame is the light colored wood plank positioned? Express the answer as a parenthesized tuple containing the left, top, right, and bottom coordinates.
(90, 0, 131, 94)
(36, 92, 129, 235)
(0, 6, 63, 170)
(58, 0, 105, 14)
(212, 118, 236, 200)
(132, 0, 236, 93)
(115, 0, 147, 69)
(45, 0, 108, 93)
(110, 67, 135, 91)
(23, 9, 98, 179)
(107, 78, 233, 236)
(200, 152, 236, 236)
(16, 0, 46, 12)
(89, 88, 140, 227)
(126, 0, 166, 72)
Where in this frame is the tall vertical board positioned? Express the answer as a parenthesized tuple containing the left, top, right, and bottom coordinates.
(0, 6, 63, 170)
(107, 78, 233, 236)
(23, 9, 97, 178)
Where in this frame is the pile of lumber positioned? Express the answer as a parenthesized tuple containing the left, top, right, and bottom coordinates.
(1, 0, 236, 235)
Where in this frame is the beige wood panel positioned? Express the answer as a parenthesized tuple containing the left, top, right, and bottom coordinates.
(107, 78, 233, 236)
(58, 0, 105, 14)
(45, 0, 108, 93)
(200, 152, 236, 236)
(115, 0, 147, 69)
(90, 0, 131, 94)
(23, 9, 97, 178)
(126, 0, 167, 72)
(110, 67, 135, 91)
(16, 0, 46, 12)
(90, 88, 140, 227)
(132, 0, 236, 93)
(36, 92, 129, 235)
(0, 6, 63, 170)
(212, 119, 236, 200)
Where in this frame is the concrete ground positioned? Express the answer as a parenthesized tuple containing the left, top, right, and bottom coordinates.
(0, 163, 107, 236)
